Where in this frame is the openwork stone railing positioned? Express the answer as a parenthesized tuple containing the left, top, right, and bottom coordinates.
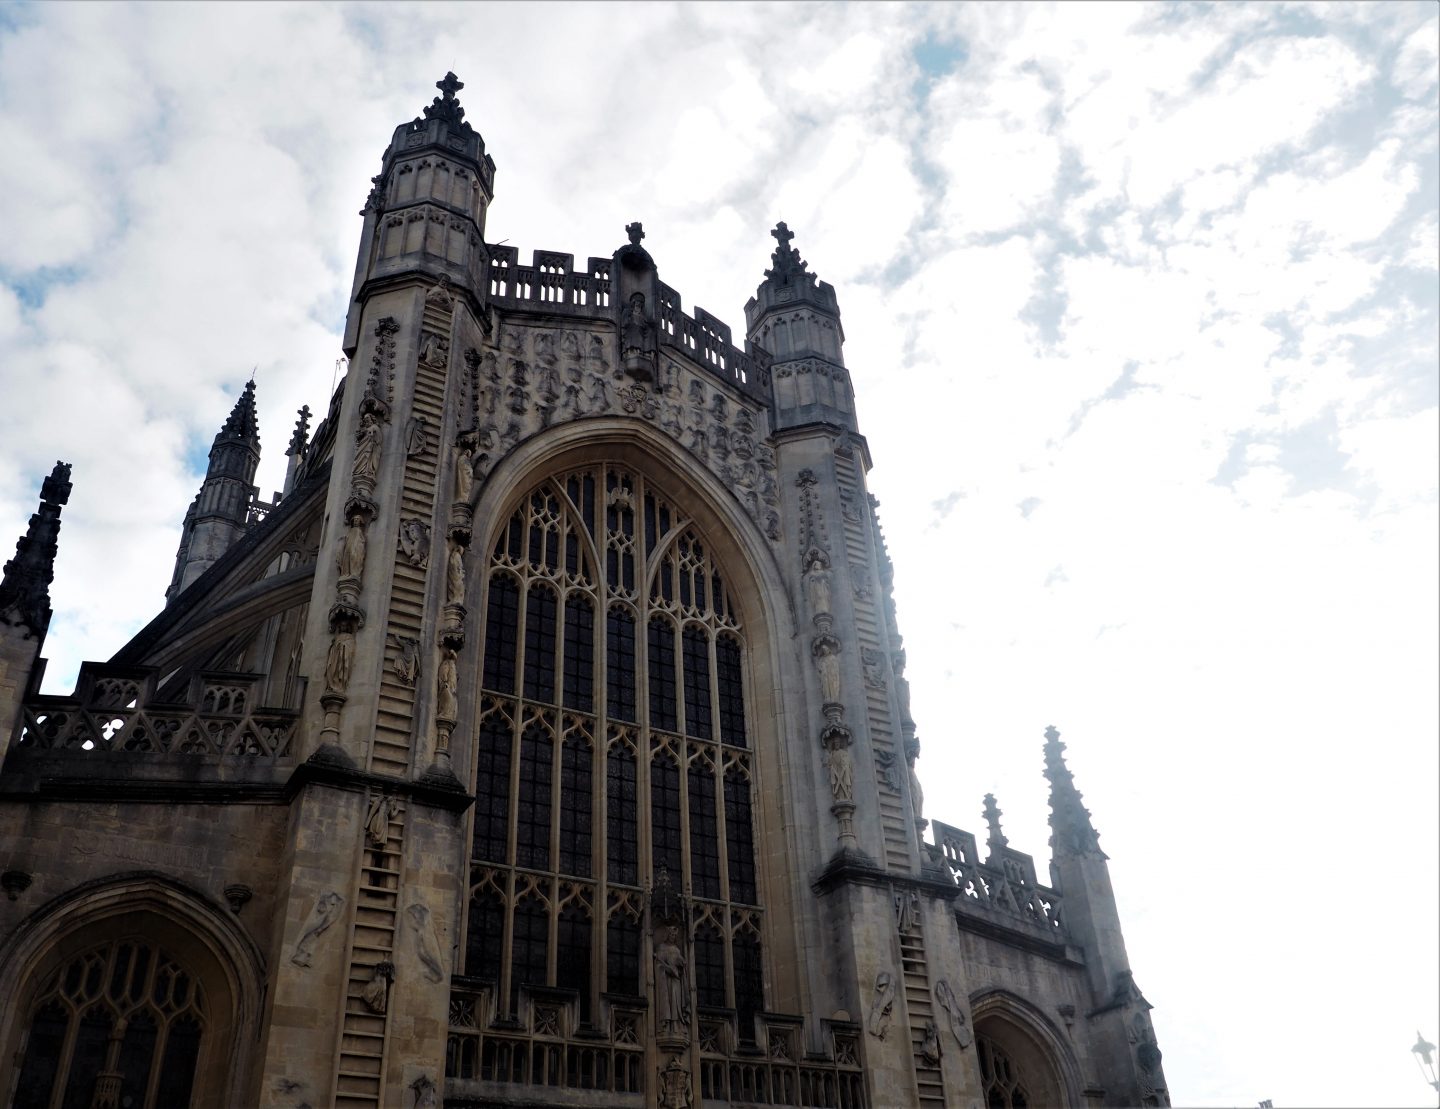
(445, 983, 865, 1108)
(928, 821, 1067, 942)
(445, 982, 644, 1098)
(12, 664, 297, 760)
(487, 246, 771, 402)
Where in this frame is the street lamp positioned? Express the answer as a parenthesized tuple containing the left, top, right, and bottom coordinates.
(1412, 1031, 1440, 1105)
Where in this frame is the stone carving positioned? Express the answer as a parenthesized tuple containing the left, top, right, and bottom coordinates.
(436, 648, 459, 722)
(325, 630, 355, 694)
(393, 635, 420, 686)
(361, 960, 394, 1013)
(804, 547, 832, 622)
(875, 748, 902, 792)
(906, 740, 925, 823)
(935, 979, 973, 1049)
(867, 971, 895, 1039)
(919, 1020, 942, 1066)
(655, 926, 690, 1038)
(365, 794, 398, 847)
(895, 888, 919, 935)
(410, 1074, 439, 1109)
(446, 545, 465, 606)
(405, 415, 430, 457)
(353, 412, 383, 484)
(453, 445, 474, 503)
(419, 332, 449, 369)
(338, 513, 367, 581)
(291, 891, 344, 967)
(812, 634, 842, 704)
(407, 903, 446, 983)
(399, 519, 431, 568)
(223, 883, 252, 913)
(860, 647, 888, 689)
(658, 1056, 692, 1109)
(534, 330, 557, 365)
(622, 292, 657, 382)
(425, 273, 453, 308)
(823, 728, 854, 802)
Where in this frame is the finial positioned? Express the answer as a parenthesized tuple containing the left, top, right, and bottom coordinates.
(982, 793, 1009, 854)
(422, 73, 468, 127)
(220, 380, 261, 444)
(0, 461, 74, 638)
(626, 221, 645, 246)
(1043, 725, 1106, 860)
(287, 405, 312, 457)
(437, 72, 464, 99)
(764, 221, 814, 286)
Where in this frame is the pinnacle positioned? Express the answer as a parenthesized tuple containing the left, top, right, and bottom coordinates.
(218, 380, 261, 446)
(763, 221, 815, 287)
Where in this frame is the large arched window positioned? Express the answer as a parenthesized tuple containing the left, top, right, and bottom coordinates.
(12, 939, 206, 1109)
(972, 1007, 1070, 1109)
(466, 464, 761, 1038)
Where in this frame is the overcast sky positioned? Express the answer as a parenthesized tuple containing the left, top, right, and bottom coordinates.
(1, 3, 1436, 1105)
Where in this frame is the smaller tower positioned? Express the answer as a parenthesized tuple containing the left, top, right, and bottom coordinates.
(0, 461, 72, 762)
(283, 404, 311, 495)
(167, 381, 261, 600)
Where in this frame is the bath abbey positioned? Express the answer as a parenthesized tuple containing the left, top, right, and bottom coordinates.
(0, 76, 1168, 1109)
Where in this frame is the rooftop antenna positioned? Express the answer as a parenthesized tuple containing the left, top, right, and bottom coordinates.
(331, 357, 346, 397)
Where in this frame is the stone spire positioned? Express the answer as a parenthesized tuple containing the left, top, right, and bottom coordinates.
(762, 221, 816, 288)
(982, 792, 1009, 859)
(1044, 725, 1106, 860)
(283, 405, 312, 495)
(0, 462, 73, 640)
(167, 381, 263, 601)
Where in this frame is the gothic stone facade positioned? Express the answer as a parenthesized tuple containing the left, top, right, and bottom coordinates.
(0, 76, 1169, 1109)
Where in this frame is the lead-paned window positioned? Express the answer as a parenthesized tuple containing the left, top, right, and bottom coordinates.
(559, 733, 592, 877)
(562, 595, 595, 712)
(473, 713, 512, 862)
(682, 626, 712, 739)
(689, 760, 722, 900)
(648, 619, 677, 732)
(523, 584, 558, 703)
(515, 722, 552, 870)
(483, 575, 520, 693)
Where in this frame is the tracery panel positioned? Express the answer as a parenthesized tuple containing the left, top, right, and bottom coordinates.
(466, 464, 761, 1049)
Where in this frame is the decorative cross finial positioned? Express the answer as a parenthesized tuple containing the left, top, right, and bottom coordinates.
(626, 221, 645, 246)
(764, 220, 811, 285)
(437, 72, 464, 100)
(771, 221, 794, 250)
(1044, 724, 1060, 743)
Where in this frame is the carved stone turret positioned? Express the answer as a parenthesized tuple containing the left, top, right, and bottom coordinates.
(745, 223, 855, 431)
(166, 381, 261, 600)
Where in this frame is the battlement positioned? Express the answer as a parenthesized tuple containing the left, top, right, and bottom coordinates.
(927, 820, 1068, 946)
(487, 245, 771, 403)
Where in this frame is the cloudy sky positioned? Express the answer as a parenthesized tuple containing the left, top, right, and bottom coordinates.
(1, 2, 1435, 1104)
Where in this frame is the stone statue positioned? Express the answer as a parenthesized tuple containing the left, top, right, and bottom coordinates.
(365, 794, 396, 847)
(804, 548, 832, 616)
(920, 1019, 942, 1066)
(935, 979, 973, 1049)
(622, 291, 656, 380)
(399, 519, 430, 568)
(353, 412, 382, 483)
(407, 903, 445, 983)
(291, 891, 344, 967)
(325, 630, 355, 694)
(813, 636, 842, 704)
(418, 331, 448, 368)
(907, 755, 925, 823)
(655, 926, 690, 1036)
(868, 971, 895, 1039)
(361, 961, 394, 1013)
(405, 414, 429, 457)
(824, 738, 854, 802)
(658, 1057, 692, 1109)
(410, 1074, 439, 1109)
(338, 514, 367, 580)
(446, 545, 465, 606)
(436, 648, 459, 722)
(453, 445, 474, 502)
(394, 636, 420, 686)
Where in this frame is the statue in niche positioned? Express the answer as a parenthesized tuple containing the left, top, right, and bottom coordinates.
(453, 445, 474, 503)
(393, 635, 420, 687)
(919, 1020, 942, 1066)
(407, 903, 446, 983)
(824, 734, 854, 802)
(906, 745, 925, 823)
(361, 961, 394, 1013)
(654, 926, 690, 1036)
(291, 891, 344, 967)
(365, 794, 398, 847)
(813, 635, 842, 704)
(353, 412, 383, 483)
(867, 971, 895, 1039)
(621, 292, 657, 382)
(804, 548, 832, 617)
(399, 519, 430, 568)
(338, 513, 367, 580)
(436, 648, 459, 721)
(446, 545, 465, 606)
(418, 332, 449, 369)
(934, 979, 973, 1049)
(325, 630, 355, 694)
(405, 415, 429, 457)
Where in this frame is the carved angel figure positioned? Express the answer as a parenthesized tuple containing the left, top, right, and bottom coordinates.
(405, 414, 429, 457)
(365, 794, 397, 847)
(824, 741, 854, 803)
(399, 519, 430, 568)
(868, 971, 895, 1039)
(935, 979, 973, 1049)
(291, 891, 344, 967)
(407, 903, 445, 983)
(394, 636, 420, 687)
(361, 961, 394, 1013)
(919, 1020, 942, 1066)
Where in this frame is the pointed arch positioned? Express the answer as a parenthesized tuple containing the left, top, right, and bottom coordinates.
(969, 988, 1084, 1108)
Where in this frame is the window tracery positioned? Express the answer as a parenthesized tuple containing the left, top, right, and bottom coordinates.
(465, 463, 761, 1041)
